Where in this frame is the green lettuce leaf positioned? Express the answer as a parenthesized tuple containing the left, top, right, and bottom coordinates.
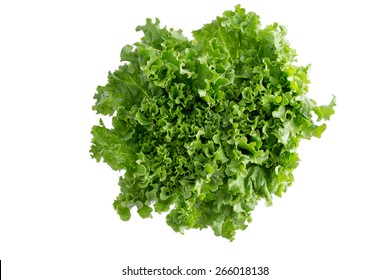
(90, 5, 336, 241)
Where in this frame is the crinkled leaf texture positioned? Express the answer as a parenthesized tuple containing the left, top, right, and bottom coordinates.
(90, 5, 335, 241)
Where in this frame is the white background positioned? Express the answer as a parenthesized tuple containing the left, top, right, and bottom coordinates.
(1, 0, 389, 279)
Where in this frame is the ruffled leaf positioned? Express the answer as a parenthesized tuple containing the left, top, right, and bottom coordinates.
(90, 4, 335, 241)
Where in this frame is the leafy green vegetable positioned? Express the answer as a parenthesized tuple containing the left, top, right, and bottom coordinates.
(90, 5, 335, 241)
